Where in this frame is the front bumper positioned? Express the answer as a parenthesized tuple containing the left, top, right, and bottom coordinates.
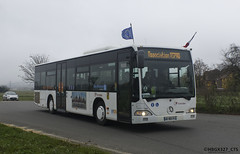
(132, 113, 196, 124)
(8, 97, 18, 101)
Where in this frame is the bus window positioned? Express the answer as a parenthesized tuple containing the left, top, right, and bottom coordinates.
(40, 72, 46, 90)
(169, 67, 179, 87)
(46, 71, 56, 90)
(90, 62, 116, 91)
(35, 72, 40, 90)
(141, 60, 194, 99)
(76, 66, 89, 91)
(67, 68, 75, 90)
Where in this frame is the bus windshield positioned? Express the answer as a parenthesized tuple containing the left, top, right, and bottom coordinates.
(141, 60, 195, 100)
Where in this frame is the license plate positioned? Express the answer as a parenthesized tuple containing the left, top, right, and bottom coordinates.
(164, 116, 177, 121)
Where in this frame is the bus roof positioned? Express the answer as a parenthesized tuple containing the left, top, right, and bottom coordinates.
(35, 45, 189, 67)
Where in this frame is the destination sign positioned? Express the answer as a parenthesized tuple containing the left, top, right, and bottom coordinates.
(147, 51, 180, 59)
(138, 47, 191, 61)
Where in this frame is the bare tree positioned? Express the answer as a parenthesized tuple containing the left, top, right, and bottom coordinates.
(220, 44, 240, 91)
(19, 54, 49, 83)
(194, 58, 209, 88)
(194, 58, 209, 77)
(221, 43, 240, 69)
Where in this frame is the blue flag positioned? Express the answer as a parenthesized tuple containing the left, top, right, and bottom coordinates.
(122, 27, 134, 40)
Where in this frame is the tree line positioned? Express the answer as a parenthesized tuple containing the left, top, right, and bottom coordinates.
(0, 86, 10, 93)
(194, 43, 240, 92)
(194, 44, 240, 114)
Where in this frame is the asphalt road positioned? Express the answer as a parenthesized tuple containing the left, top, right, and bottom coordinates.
(0, 101, 240, 154)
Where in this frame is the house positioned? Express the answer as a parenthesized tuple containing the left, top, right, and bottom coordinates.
(204, 69, 234, 90)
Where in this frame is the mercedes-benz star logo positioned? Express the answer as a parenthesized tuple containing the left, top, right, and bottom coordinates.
(168, 106, 174, 113)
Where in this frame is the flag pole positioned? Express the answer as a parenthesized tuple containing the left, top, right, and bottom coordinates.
(183, 32, 197, 48)
(130, 23, 135, 45)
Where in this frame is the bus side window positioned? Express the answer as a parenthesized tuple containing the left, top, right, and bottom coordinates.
(46, 71, 56, 90)
(76, 66, 89, 91)
(90, 62, 116, 91)
(35, 72, 41, 90)
(40, 72, 46, 90)
(67, 67, 75, 91)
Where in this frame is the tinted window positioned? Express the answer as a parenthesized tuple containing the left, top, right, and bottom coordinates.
(40, 72, 46, 89)
(142, 60, 195, 99)
(35, 72, 40, 89)
(90, 62, 116, 91)
(76, 66, 89, 91)
(67, 68, 75, 90)
(46, 71, 56, 90)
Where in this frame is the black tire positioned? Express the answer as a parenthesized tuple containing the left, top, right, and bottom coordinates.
(48, 98, 55, 114)
(94, 101, 107, 125)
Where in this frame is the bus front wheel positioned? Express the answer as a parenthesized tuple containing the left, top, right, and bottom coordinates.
(94, 101, 107, 125)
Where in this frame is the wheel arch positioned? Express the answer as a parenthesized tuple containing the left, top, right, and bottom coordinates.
(93, 97, 105, 116)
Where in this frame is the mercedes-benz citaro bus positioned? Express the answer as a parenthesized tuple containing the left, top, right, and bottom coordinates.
(34, 45, 196, 125)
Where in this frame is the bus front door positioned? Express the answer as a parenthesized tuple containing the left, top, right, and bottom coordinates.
(56, 63, 66, 110)
(118, 52, 131, 123)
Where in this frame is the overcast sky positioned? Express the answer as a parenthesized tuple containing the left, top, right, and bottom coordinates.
(1, 0, 240, 86)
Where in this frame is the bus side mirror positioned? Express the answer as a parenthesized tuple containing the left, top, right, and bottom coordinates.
(137, 50, 144, 68)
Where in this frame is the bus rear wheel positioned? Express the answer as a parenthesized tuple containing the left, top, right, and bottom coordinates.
(94, 101, 107, 125)
(48, 98, 55, 114)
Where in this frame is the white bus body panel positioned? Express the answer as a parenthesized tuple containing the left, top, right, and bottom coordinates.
(35, 90, 117, 121)
(35, 90, 56, 109)
(66, 91, 117, 121)
(34, 90, 196, 124)
(132, 97, 196, 124)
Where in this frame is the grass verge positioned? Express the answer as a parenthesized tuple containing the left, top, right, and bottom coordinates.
(0, 123, 109, 154)
(16, 90, 34, 101)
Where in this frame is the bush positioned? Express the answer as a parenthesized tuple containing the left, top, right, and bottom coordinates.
(197, 91, 240, 114)
(0, 86, 9, 93)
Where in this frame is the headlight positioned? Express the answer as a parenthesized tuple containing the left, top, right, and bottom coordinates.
(134, 110, 152, 116)
(188, 108, 196, 113)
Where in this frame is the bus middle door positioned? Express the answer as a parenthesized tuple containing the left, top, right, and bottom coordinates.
(56, 63, 66, 111)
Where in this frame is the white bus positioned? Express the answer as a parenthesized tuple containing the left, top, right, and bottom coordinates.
(34, 46, 196, 125)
